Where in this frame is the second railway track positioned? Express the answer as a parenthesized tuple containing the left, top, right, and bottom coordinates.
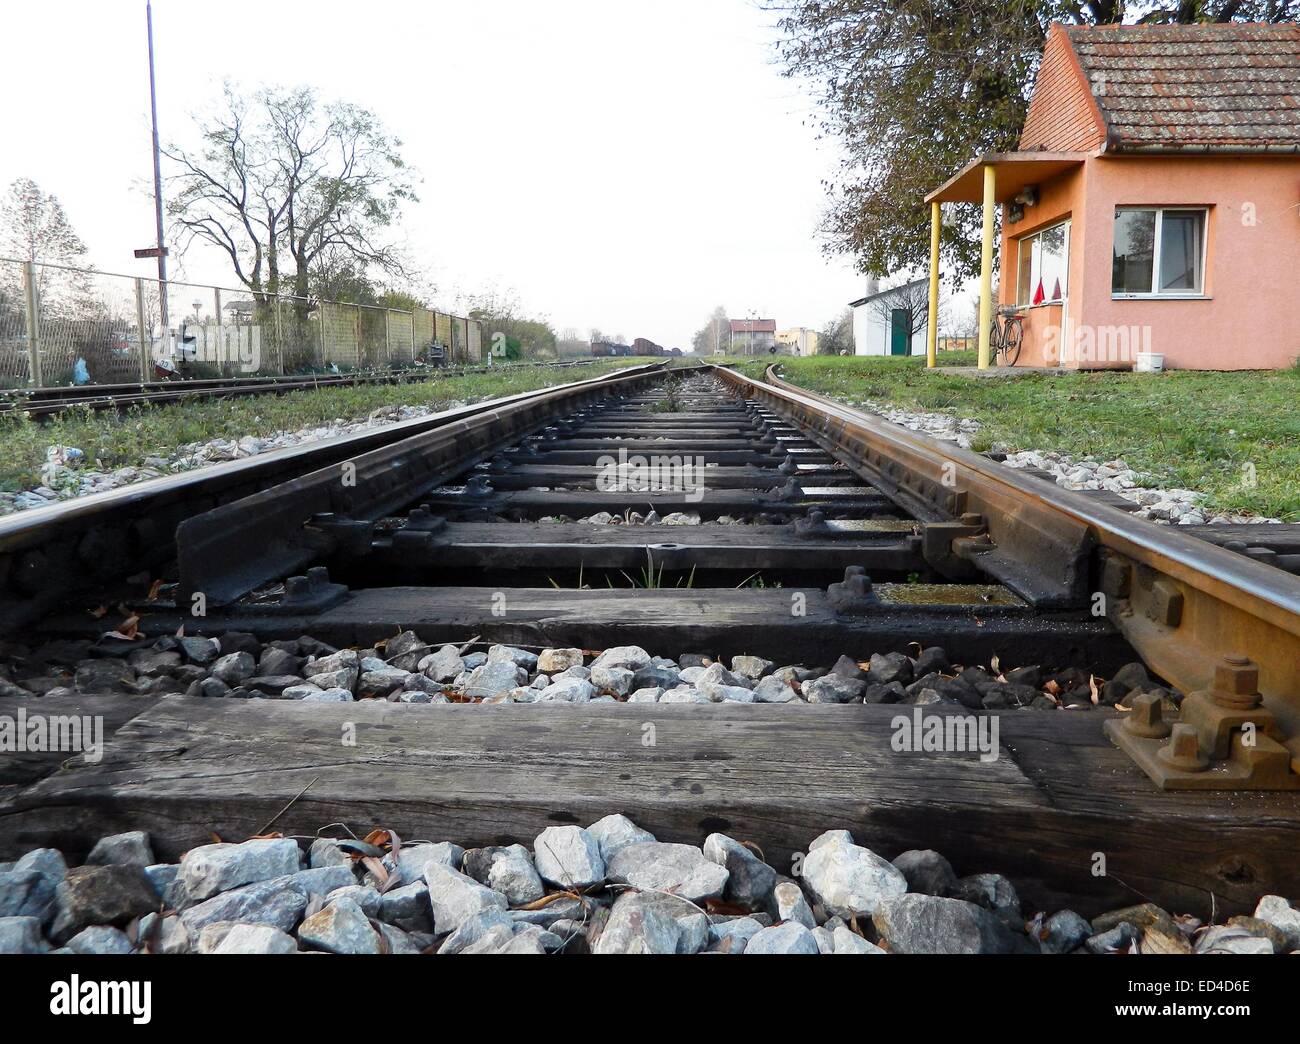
(1, 362, 1298, 919)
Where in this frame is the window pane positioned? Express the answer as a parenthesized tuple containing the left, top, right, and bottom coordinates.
(1113, 210, 1155, 293)
(1040, 223, 1068, 301)
(1159, 210, 1203, 292)
(1017, 236, 1033, 306)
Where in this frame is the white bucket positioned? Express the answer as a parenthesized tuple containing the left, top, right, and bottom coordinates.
(1134, 352, 1164, 373)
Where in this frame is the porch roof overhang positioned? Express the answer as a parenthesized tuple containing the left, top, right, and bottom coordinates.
(924, 151, 1090, 204)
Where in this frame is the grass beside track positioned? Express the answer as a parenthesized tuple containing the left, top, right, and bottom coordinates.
(0, 359, 646, 493)
(730, 352, 1300, 522)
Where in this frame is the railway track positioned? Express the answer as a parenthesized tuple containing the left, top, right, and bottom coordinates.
(1, 361, 1298, 928)
(0, 359, 593, 418)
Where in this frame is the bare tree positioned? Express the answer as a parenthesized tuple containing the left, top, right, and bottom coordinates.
(164, 83, 416, 312)
(868, 279, 944, 341)
(818, 307, 855, 355)
(690, 305, 729, 355)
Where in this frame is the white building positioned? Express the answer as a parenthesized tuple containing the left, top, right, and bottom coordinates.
(849, 277, 928, 357)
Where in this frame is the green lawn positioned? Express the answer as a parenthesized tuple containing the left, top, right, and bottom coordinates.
(0, 359, 644, 494)
(733, 352, 1300, 522)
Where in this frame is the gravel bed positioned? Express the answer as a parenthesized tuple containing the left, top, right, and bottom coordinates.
(0, 401, 467, 516)
(0, 630, 1169, 711)
(852, 398, 1281, 525)
(2, 823, 1294, 954)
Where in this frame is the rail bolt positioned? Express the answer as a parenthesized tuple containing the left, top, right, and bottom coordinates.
(1211, 654, 1262, 710)
(842, 565, 873, 596)
(1145, 578, 1184, 627)
(1157, 723, 1209, 773)
(1124, 692, 1171, 739)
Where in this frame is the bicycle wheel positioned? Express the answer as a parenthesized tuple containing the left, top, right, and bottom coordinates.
(988, 318, 1003, 364)
(1004, 317, 1023, 366)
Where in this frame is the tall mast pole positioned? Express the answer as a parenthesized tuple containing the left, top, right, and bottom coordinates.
(147, 1, 169, 337)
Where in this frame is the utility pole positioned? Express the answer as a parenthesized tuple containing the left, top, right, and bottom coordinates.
(146, 1, 169, 340)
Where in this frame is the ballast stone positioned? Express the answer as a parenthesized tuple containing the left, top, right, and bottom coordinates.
(533, 825, 605, 889)
(873, 893, 1032, 954)
(86, 831, 156, 868)
(587, 814, 656, 863)
(605, 842, 728, 903)
(801, 836, 907, 919)
(210, 923, 298, 954)
(745, 921, 819, 954)
(180, 838, 303, 901)
(423, 864, 508, 934)
(703, 833, 777, 908)
(298, 897, 382, 954)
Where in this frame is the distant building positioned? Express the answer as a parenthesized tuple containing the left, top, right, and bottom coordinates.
(224, 299, 257, 322)
(849, 278, 927, 357)
(925, 22, 1300, 370)
(776, 327, 818, 356)
(728, 318, 776, 354)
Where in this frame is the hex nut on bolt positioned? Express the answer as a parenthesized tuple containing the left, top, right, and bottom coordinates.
(1212, 654, 1262, 710)
(1157, 722, 1209, 773)
(1124, 692, 1172, 739)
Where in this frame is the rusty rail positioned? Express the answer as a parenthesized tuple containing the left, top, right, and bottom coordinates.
(0, 363, 665, 630)
(719, 364, 1300, 789)
(174, 364, 669, 606)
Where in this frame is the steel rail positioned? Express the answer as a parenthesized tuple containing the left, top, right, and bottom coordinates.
(0, 360, 597, 417)
(719, 364, 1300, 738)
(0, 363, 665, 630)
(173, 362, 671, 605)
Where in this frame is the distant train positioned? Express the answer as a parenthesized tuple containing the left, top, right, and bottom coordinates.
(591, 339, 682, 358)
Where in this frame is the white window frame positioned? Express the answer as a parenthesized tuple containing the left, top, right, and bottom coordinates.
(1112, 206, 1209, 299)
(1016, 219, 1071, 308)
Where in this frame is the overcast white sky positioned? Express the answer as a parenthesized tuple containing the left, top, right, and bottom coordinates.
(1, 0, 872, 348)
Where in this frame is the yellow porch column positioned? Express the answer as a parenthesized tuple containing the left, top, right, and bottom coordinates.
(926, 201, 940, 368)
(976, 164, 997, 370)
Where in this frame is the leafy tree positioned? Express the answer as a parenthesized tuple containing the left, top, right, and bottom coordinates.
(465, 287, 557, 359)
(165, 83, 416, 313)
(765, 0, 1298, 281)
(0, 177, 94, 314)
(311, 260, 378, 305)
(376, 289, 426, 312)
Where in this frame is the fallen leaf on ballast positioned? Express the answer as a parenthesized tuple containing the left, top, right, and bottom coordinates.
(361, 856, 389, 889)
(102, 614, 141, 641)
(703, 899, 751, 917)
(516, 891, 582, 911)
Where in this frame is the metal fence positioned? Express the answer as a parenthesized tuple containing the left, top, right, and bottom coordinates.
(0, 257, 484, 388)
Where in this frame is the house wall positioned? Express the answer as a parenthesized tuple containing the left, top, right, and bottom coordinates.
(852, 304, 925, 357)
(1000, 154, 1300, 370)
(1000, 164, 1087, 368)
(1019, 25, 1107, 153)
(1077, 154, 1300, 371)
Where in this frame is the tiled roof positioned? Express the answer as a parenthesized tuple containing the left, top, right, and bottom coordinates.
(1063, 23, 1300, 152)
(729, 319, 776, 333)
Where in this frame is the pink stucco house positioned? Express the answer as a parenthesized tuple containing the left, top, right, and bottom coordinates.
(925, 22, 1300, 370)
